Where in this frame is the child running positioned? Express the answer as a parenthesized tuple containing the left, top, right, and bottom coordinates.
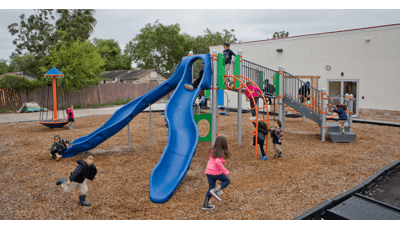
(56, 152, 97, 206)
(244, 81, 262, 120)
(202, 136, 231, 210)
(49, 135, 71, 161)
(270, 120, 284, 158)
(333, 104, 348, 134)
(67, 104, 75, 130)
(251, 121, 269, 160)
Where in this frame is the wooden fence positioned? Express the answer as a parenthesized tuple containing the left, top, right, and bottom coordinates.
(0, 83, 170, 110)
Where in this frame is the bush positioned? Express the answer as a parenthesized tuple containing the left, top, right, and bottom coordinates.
(114, 98, 131, 105)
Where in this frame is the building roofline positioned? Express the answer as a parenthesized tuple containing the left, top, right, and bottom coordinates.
(209, 23, 400, 48)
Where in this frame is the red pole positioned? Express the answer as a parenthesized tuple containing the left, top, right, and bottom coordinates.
(52, 76, 58, 121)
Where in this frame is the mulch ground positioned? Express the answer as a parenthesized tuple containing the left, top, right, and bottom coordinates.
(1, 109, 400, 220)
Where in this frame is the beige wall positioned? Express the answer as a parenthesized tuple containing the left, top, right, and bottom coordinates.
(137, 72, 168, 84)
(210, 24, 400, 113)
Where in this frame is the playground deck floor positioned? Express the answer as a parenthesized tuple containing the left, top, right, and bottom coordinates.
(1, 110, 399, 220)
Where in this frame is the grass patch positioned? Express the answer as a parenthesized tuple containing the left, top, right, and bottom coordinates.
(0, 108, 19, 113)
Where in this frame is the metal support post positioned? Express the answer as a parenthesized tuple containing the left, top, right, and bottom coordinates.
(149, 103, 152, 146)
(237, 50, 243, 145)
(128, 123, 130, 151)
(349, 94, 353, 133)
(321, 88, 327, 141)
(211, 49, 218, 147)
(278, 66, 284, 131)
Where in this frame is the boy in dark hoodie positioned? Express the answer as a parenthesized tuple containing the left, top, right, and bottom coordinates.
(56, 152, 97, 206)
(251, 121, 270, 160)
(333, 104, 348, 134)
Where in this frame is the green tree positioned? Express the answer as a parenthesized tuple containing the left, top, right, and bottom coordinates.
(124, 20, 187, 75)
(8, 9, 98, 77)
(7, 54, 39, 76)
(0, 75, 40, 101)
(0, 60, 8, 75)
(273, 31, 289, 39)
(40, 39, 105, 91)
(56, 9, 97, 43)
(183, 28, 238, 76)
(93, 38, 132, 71)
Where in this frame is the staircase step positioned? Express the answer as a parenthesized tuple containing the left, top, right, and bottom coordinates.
(325, 194, 400, 220)
(326, 122, 350, 132)
(327, 132, 357, 143)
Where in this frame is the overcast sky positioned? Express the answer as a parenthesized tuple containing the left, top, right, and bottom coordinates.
(1, 2, 400, 62)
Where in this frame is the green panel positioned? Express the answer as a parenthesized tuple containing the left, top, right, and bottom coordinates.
(193, 113, 212, 142)
(233, 55, 241, 88)
(260, 71, 264, 91)
(218, 53, 225, 90)
(274, 72, 279, 95)
(205, 90, 210, 98)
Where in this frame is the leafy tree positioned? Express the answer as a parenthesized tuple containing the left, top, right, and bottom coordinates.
(273, 31, 289, 39)
(0, 60, 8, 75)
(8, 9, 97, 77)
(7, 54, 40, 77)
(124, 20, 187, 74)
(183, 28, 238, 77)
(93, 38, 132, 71)
(40, 39, 105, 91)
(56, 9, 97, 43)
(0, 75, 40, 101)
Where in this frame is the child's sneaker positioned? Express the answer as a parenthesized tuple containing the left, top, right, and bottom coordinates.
(277, 152, 283, 158)
(210, 184, 223, 202)
(184, 84, 194, 91)
(201, 196, 215, 211)
(261, 156, 268, 160)
(56, 177, 66, 185)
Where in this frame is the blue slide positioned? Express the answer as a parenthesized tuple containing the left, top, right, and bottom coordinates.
(149, 54, 211, 203)
(63, 54, 209, 157)
(62, 54, 212, 204)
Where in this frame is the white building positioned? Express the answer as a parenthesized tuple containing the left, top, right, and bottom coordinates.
(210, 23, 400, 123)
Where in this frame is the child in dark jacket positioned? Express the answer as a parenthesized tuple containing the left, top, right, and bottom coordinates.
(49, 135, 71, 161)
(333, 104, 348, 134)
(270, 120, 283, 158)
(251, 121, 269, 160)
(56, 152, 97, 206)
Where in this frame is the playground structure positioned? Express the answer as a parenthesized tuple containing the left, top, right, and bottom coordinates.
(38, 67, 70, 129)
(58, 49, 357, 204)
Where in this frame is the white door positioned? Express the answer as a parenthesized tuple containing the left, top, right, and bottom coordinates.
(328, 80, 358, 117)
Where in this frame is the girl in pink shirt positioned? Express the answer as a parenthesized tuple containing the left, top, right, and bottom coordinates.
(202, 136, 232, 210)
(244, 82, 262, 120)
(67, 104, 75, 130)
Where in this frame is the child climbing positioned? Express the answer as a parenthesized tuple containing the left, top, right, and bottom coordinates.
(251, 121, 269, 160)
(184, 63, 204, 105)
(244, 81, 262, 120)
(49, 135, 71, 161)
(223, 43, 236, 86)
(270, 120, 284, 158)
(56, 152, 97, 206)
(333, 104, 348, 134)
(202, 136, 231, 210)
(67, 104, 75, 130)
